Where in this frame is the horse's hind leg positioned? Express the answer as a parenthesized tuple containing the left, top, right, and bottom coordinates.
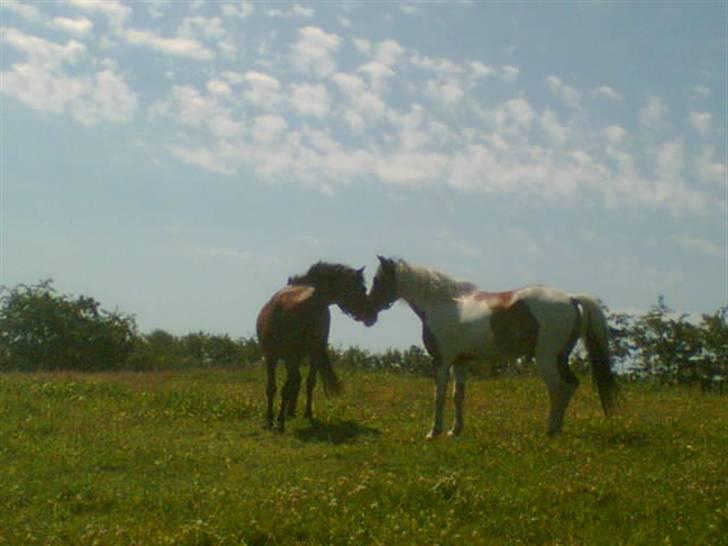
(536, 350, 579, 436)
(286, 359, 303, 419)
(264, 357, 277, 430)
(277, 360, 302, 429)
(304, 360, 318, 420)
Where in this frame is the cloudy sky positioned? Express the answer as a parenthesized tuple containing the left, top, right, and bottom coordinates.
(2, 0, 726, 351)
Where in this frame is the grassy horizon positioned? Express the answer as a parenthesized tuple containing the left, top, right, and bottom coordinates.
(1, 367, 726, 545)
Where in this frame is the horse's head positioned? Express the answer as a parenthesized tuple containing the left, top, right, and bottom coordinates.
(298, 262, 378, 326)
(368, 255, 400, 313)
(337, 265, 378, 327)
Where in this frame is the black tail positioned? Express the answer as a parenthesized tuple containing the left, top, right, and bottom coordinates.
(574, 295, 620, 415)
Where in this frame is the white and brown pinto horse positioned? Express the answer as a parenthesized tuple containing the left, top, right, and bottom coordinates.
(368, 257, 619, 438)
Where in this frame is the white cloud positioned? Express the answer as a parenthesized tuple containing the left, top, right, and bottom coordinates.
(268, 4, 314, 18)
(655, 140, 684, 181)
(170, 145, 236, 175)
(50, 17, 94, 36)
(603, 125, 627, 144)
(0, 27, 136, 125)
(358, 61, 395, 91)
(374, 151, 449, 186)
(689, 112, 712, 135)
(291, 26, 340, 77)
(540, 108, 570, 145)
(672, 235, 722, 258)
(178, 16, 225, 40)
(207, 79, 232, 97)
(353, 38, 371, 56)
(145, 0, 172, 19)
(253, 115, 288, 143)
(71, 69, 138, 125)
(289, 83, 330, 118)
(494, 98, 535, 136)
(500, 65, 519, 83)
(124, 28, 213, 60)
(332, 71, 388, 122)
(166, 85, 241, 139)
(692, 86, 712, 98)
(1, 26, 86, 67)
(166, 86, 216, 126)
(243, 71, 281, 108)
(1, 0, 41, 22)
(410, 54, 463, 75)
(546, 76, 581, 110)
(374, 39, 405, 66)
(65, 0, 131, 30)
(639, 96, 668, 126)
(222, 2, 255, 18)
(695, 146, 727, 185)
(470, 61, 495, 78)
(591, 85, 622, 100)
(1, 62, 84, 115)
(425, 77, 464, 106)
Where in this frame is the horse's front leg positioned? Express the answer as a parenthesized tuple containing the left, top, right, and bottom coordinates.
(450, 365, 466, 436)
(427, 360, 450, 440)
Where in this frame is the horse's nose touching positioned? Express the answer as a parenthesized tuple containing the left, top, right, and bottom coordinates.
(358, 301, 379, 327)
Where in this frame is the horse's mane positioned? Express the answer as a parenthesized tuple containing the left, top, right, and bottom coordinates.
(288, 261, 359, 287)
(395, 260, 478, 302)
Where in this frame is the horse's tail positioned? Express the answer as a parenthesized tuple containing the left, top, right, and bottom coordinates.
(318, 354, 342, 396)
(572, 294, 620, 416)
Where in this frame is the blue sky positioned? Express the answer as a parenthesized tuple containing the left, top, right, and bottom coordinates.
(1, 0, 726, 352)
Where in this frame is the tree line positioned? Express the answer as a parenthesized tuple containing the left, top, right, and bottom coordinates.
(0, 281, 725, 390)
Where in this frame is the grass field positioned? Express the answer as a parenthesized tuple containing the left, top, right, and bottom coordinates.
(1, 366, 726, 545)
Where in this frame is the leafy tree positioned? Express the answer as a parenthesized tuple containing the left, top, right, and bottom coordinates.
(0, 280, 138, 371)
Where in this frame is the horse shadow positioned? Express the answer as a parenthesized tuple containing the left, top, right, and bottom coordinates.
(295, 418, 380, 445)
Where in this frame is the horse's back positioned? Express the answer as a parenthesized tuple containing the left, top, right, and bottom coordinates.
(257, 285, 330, 358)
(448, 285, 576, 360)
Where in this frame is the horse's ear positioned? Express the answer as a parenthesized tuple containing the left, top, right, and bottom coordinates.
(357, 266, 365, 276)
(377, 255, 394, 269)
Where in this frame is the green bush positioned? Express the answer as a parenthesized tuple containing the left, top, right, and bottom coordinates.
(0, 280, 138, 371)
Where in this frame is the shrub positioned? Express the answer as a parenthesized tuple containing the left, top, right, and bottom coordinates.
(0, 280, 139, 371)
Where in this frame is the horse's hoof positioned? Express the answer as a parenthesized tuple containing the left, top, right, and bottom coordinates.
(448, 429, 462, 438)
(426, 430, 443, 441)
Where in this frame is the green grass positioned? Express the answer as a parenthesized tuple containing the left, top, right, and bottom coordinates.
(1, 367, 726, 545)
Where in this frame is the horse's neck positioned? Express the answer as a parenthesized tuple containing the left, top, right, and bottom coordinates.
(397, 277, 445, 316)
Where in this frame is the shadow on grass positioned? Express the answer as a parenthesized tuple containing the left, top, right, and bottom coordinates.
(295, 419, 380, 445)
(578, 428, 651, 448)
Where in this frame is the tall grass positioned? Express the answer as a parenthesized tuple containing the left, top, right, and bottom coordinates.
(1, 367, 725, 545)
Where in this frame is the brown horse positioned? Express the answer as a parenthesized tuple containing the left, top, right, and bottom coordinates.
(256, 262, 376, 431)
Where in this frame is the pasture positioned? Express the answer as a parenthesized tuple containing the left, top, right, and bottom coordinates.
(1, 367, 726, 545)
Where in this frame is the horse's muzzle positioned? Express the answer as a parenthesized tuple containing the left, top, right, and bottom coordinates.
(363, 314, 378, 327)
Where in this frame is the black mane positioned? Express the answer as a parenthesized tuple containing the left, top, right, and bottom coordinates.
(288, 261, 360, 287)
